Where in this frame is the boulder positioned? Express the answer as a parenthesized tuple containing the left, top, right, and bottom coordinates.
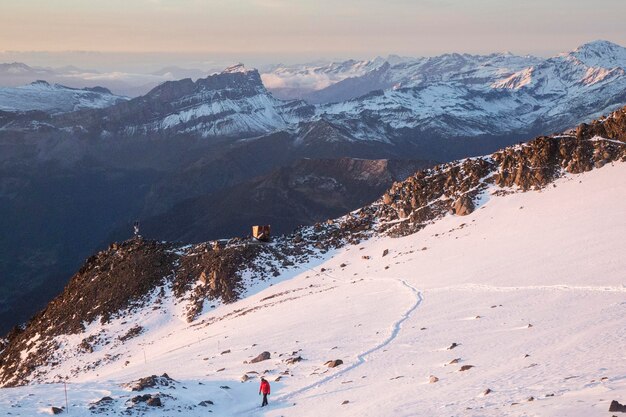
(250, 351, 271, 363)
(325, 359, 343, 368)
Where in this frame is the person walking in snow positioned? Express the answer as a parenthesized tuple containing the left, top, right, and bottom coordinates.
(259, 377, 270, 407)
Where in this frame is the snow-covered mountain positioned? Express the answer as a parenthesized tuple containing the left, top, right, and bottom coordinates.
(0, 106, 624, 416)
(53, 64, 314, 139)
(0, 80, 127, 114)
(2, 41, 626, 147)
(316, 40, 626, 140)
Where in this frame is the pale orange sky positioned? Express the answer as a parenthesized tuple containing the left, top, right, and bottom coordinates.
(1, 0, 625, 65)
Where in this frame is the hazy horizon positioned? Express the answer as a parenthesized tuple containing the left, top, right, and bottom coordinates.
(1, 0, 626, 71)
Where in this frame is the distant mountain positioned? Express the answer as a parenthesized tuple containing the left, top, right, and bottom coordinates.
(0, 80, 127, 114)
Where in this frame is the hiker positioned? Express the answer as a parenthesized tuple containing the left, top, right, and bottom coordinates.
(259, 377, 270, 407)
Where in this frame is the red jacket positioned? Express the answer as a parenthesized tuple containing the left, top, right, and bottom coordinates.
(259, 379, 270, 394)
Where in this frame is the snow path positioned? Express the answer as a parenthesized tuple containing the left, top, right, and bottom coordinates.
(274, 275, 423, 404)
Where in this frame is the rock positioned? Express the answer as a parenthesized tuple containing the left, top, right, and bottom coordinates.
(127, 374, 173, 391)
(447, 342, 460, 350)
(250, 351, 271, 363)
(221, 349, 231, 355)
(609, 400, 626, 412)
(448, 358, 461, 365)
(285, 356, 303, 364)
(131, 394, 152, 403)
(361, 255, 371, 260)
(482, 388, 492, 396)
(325, 359, 343, 368)
(342, 400, 350, 405)
(240, 374, 250, 382)
(198, 400, 214, 407)
(51, 407, 64, 415)
(453, 196, 474, 216)
(527, 396, 534, 402)
(274, 376, 282, 382)
(429, 375, 439, 383)
(382, 249, 389, 257)
(459, 365, 474, 372)
(146, 397, 162, 407)
(340, 263, 347, 268)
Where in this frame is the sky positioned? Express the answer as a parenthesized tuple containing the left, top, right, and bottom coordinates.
(1, 0, 626, 70)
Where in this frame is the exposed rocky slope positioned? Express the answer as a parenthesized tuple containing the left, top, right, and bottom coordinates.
(1, 105, 624, 387)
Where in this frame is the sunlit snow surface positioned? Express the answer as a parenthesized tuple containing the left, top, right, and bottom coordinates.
(1, 162, 625, 416)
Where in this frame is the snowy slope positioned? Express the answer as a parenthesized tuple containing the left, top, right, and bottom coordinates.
(0, 158, 624, 414)
(0, 81, 127, 114)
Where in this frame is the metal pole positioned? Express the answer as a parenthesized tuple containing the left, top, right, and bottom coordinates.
(64, 381, 69, 414)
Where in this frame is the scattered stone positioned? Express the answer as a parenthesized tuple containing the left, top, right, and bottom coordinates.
(198, 400, 214, 407)
(361, 255, 371, 260)
(342, 400, 350, 405)
(274, 376, 282, 382)
(448, 358, 461, 365)
(51, 407, 64, 415)
(250, 351, 271, 363)
(609, 400, 626, 412)
(220, 385, 230, 390)
(429, 375, 439, 383)
(527, 396, 534, 402)
(216, 368, 225, 372)
(325, 359, 343, 368)
(220, 349, 231, 355)
(482, 388, 492, 396)
(118, 325, 143, 342)
(240, 374, 250, 382)
(382, 249, 389, 257)
(527, 323, 533, 328)
(340, 263, 347, 268)
(447, 342, 460, 350)
(459, 365, 474, 372)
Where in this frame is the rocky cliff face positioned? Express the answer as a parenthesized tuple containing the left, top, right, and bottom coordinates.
(1, 106, 625, 387)
(372, 107, 626, 236)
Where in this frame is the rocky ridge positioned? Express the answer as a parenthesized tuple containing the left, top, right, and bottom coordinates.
(0, 106, 625, 387)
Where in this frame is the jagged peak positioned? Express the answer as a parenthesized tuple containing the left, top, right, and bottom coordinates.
(221, 63, 256, 74)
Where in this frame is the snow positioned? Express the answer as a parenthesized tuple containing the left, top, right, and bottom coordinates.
(1, 161, 625, 416)
(0, 82, 127, 114)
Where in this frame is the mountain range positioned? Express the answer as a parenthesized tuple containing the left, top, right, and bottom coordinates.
(1, 40, 626, 337)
